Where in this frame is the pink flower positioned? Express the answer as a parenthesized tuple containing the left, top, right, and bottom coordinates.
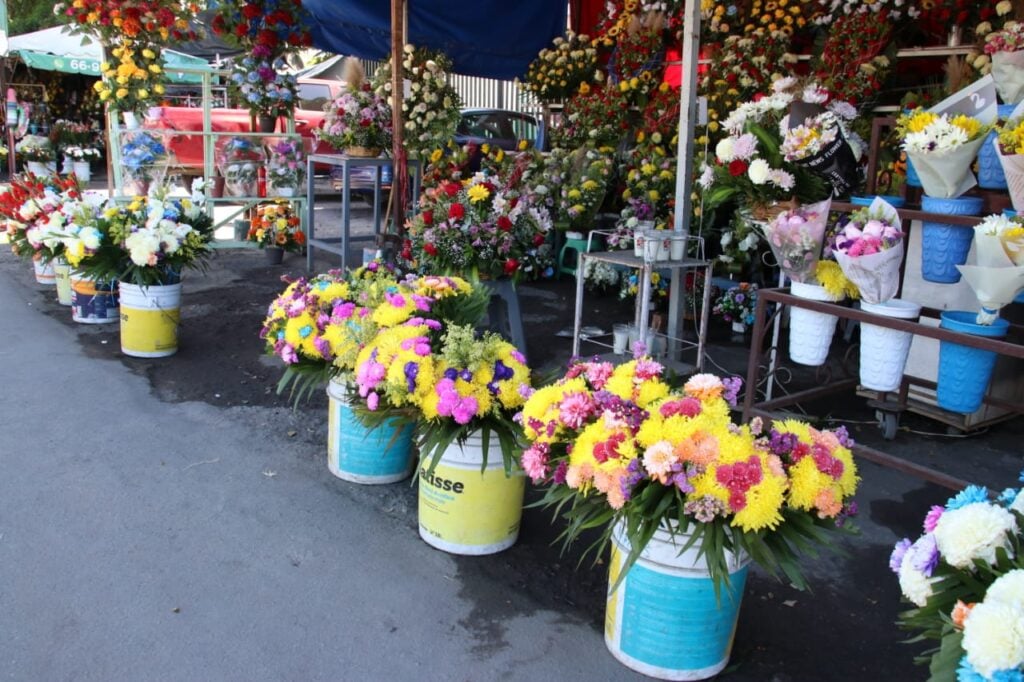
(584, 362, 613, 389)
(558, 391, 595, 429)
(452, 396, 478, 425)
(367, 391, 379, 411)
(521, 443, 550, 482)
(634, 358, 663, 380)
(923, 505, 944, 533)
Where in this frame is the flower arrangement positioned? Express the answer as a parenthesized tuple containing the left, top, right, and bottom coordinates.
(582, 259, 621, 293)
(519, 365, 859, 587)
(210, 0, 312, 55)
(549, 86, 631, 150)
(52, 120, 96, 149)
(316, 75, 393, 154)
(780, 106, 863, 197)
(900, 110, 993, 199)
(714, 283, 758, 326)
(0, 173, 80, 262)
(619, 268, 669, 306)
(743, 0, 811, 34)
(373, 45, 462, 160)
(523, 30, 599, 104)
(957, 214, 1024, 324)
(15, 135, 54, 163)
(551, 146, 615, 231)
(217, 136, 264, 196)
(890, 479, 1024, 681)
(265, 137, 305, 192)
(813, 0, 919, 24)
(758, 198, 831, 283)
(811, 10, 893, 107)
(402, 172, 553, 281)
(619, 142, 677, 233)
(64, 179, 213, 286)
(53, 0, 196, 44)
(986, 22, 1024, 105)
(228, 55, 298, 118)
(717, 207, 765, 274)
(607, 14, 665, 104)
(63, 146, 102, 163)
(94, 39, 169, 115)
(248, 201, 304, 252)
(121, 131, 167, 188)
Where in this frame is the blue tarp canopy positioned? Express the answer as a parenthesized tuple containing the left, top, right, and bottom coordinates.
(302, 0, 567, 80)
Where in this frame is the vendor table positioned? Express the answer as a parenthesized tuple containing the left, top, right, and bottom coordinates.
(304, 154, 421, 270)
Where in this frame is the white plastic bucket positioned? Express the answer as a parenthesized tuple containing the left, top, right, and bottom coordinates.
(789, 281, 839, 366)
(859, 299, 921, 392)
(72, 161, 91, 183)
(325, 379, 415, 484)
(70, 275, 118, 324)
(53, 258, 72, 305)
(118, 282, 182, 357)
(32, 256, 55, 285)
(605, 523, 750, 680)
(418, 431, 525, 555)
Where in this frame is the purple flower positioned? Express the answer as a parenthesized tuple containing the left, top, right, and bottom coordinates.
(404, 361, 419, 393)
(910, 535, 939, 577)
(833, 425, 854, 448)
(889, 538, 912, 574)
(768, 430, 798, 456)
(923, 506, 944, 533)
(722, 376, 742, 407)
(552, 461, 568, 485)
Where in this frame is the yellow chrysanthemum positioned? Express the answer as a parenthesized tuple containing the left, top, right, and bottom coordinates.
(520, 377, 588, 441)
(283, 313, 318, 358)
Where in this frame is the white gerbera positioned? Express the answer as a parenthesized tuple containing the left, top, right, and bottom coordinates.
(963, 600, 1024, 678)
(933, 502, 1017, 569)
(747, 159, 771, 185)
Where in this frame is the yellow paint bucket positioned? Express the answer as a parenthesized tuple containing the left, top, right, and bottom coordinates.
(54, 259, 73, 306)
(118, 282, 182, 358)
(418, 431, 525, 555)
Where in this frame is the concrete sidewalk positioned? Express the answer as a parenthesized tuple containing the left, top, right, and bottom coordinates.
(0, 264, 641, 682)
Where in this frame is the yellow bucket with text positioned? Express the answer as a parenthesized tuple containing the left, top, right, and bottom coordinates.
(418, 431, 525, 555)
(119, 282, 182, 358)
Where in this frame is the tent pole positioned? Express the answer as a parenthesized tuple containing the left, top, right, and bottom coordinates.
(671, 0, 701, 240)
(389, 0, 408, 240)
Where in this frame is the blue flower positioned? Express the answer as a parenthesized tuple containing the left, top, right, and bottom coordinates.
(946, 486, 990, 511)
(998, 488, 1019, 507)
(957, 656, 1024, 682)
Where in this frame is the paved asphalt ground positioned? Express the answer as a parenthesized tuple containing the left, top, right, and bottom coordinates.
(1, 194, 1022, 681)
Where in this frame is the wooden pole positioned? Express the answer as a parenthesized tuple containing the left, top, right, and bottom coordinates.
(389, 0, 408, 238)
(671, 0, 701, 240)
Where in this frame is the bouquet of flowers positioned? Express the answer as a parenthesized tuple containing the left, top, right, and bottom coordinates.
(248, 201, 304, 252)
(210, 0, 312, 55)
(781, 105, 862, 198)
(717, 208, 765, 274)
(0, 173, 80, 262)
(831, 196, 904, 304)
(228, 55, 298, 118)
(619, 143, 676, 233)
(265, 137, 305, 194)
(121, 131, 167, 190)
(373, 45, 461, 160)
(619, 268, 668, 307)
(758, 198, 832, 284)
(582, 259, 621, 293)
(15, 135, 54, 163)
(523, 30, 599, 104)
(63, 146, 101, 163)
(956, 214, 1024, 324)
(997, 112, 1024, 211)
(714, 283, 758, 326)
(985, 22, 1024, 105)
(549, 86, 631, 150)
(54, 0, 196, 44)
(317, 60, 392, 155)
(607, 14, 665, 105)
(217, 136, 264, 196)
(901, 105, 995, 199)
(68, 179, 213, 286)
(890, 479, 1024, 681)
(553, 146, 615, 231)
(402, 172, 553, 281)
(94, 39, 168, 116)
(519, 365, 859, 587)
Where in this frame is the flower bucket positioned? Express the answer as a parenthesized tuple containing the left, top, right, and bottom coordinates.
(257, 114, 277, 133)
(344, 146, 381, 158)
(605, 523, 749, 680)
(264, 247, 284, 265)
(937, 311, 1010, 414)
(851, 195, 905, 208)
(325, 380, 415, 484)
(271, 186, 295, 198)
(418, 431, 525, 555)
(859, 300, 921, 392)
(54, 258, 72, 306)
(70, 275, 118, 324)
(32, 254, 55, 285)
(118, 282, 181, 357)
(26, 161, 48, 177)
(788, 281, 839, 366)
(905, 156, 921, 188)
(920, 195, 983, 284)
(72, 160, 91, 184)
(977, 104, 1017, 191)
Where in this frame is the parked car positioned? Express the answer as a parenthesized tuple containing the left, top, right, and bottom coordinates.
(455, 108, 547, 151)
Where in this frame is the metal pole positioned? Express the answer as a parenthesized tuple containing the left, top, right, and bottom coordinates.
(390, 0, 408, 238)
(672, 0, 701, 240)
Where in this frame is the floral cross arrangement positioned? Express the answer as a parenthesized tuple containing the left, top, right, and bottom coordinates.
(248, 201, 304, 252)
(519, 362, 859, 588)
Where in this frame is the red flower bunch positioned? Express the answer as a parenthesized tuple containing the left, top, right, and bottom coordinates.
(549, 86, 631, 149)
(211, 0, 312, 57)
(917, 0, 1002, 44)
(53, 0, 197, 43)
(812, 10, 893, 106)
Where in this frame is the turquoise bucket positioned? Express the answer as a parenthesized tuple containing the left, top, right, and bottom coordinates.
(977, 105, 1016, 191)
(851, 195, 905, 208)
(605, 524, 748, 680)
(326, 380, 415, 484)
(921, 196, 983, 284)
(905, 157, 922, 188)
(938, 312, 1010, 414)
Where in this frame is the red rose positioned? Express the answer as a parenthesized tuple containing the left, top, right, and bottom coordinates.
(424, 242, 438, 256)
(728, 160, 748, 177)
(234, 22, 248, 37)
(533, 233, 546, 246)
(503, 258, 519, 275)
(448, 203, 465, 220)
(443, 182, 460, 197)
(422, 210, 433, 226)
(497, 216, 513, 232)
(242, 3, 261, 18)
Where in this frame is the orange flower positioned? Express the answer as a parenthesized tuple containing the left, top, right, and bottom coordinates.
(275, 232, 288, 246)
(951, 600, 975, 629)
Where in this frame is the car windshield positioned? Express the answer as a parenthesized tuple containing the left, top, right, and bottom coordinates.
(298, 83, 332, 112)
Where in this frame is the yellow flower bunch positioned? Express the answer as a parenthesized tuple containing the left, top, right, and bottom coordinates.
(523, 30, 599, 104)
(815, 260, 860, 300)
(93, 38, 168, 115)
(744, 0, 809, 34)
(769, 419, 859, 519)
(998, 118, 1024, 154)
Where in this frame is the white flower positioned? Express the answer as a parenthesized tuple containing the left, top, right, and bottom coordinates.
(963, 600, 1024, 678)
(897, 552, 936, 607)
(933, 502, 1017, 569)
(698, 164, 714, 190)
(720, 231, 733, 247)
(715, 137, 736, 162)
(747, 159, 771, 185)
(984, 569, 1024, 611)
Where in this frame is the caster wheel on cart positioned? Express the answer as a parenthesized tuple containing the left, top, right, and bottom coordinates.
(876, 410, 899, 440)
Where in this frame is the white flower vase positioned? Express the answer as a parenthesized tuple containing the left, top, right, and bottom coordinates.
(731, 321, 747, 335)
(72, 161, 91, 183)
(789, 281, 840, 366)
(859, 300, 921, 392)
(61, 155, 73, 174)
(122, 111, 140, 130)
(26, 161, 48, 176)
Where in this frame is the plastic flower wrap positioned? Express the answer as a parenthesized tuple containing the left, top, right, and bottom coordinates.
(248, 201, 305, 252)
(265, 137, 305, 193)
(758, 198, 832, 283)
(997, 107, 1024, 212)
(121, 131, 167, 186)
(402, 171, 553, 281)
(713, 283, 759, 326)
(217, 136, 264, 196)
(984, 22, 1024, 105)
(832, 196, 905, 304)
(956, 214, 1024, 324)
(890, 478, 1024, 681)
(900, 80, 997, 198)
(519, 364, 859, 589)
(780, 106, 862, 198)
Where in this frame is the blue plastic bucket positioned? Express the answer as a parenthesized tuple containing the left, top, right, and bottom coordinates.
(921, 196, 983, 283)
(605, 524, 749, 680)
(905, 157, 922, 188)
(937, 312, 1010, 414)
(851, 195, 906, 208)
(1005, 209, 1018, 218)
(326, 380, 415, 484)
(978, 104, 1016, 191)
